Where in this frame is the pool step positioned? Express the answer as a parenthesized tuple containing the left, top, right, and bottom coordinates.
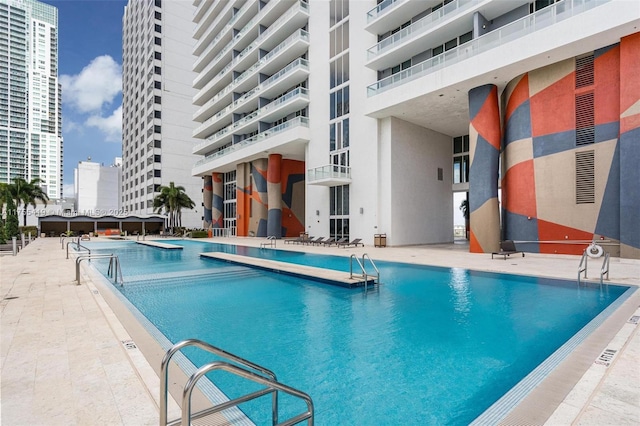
(121, 266, 262, 289)
(200, 252, 376, 288)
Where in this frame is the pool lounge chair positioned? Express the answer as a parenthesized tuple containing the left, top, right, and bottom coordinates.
(491, 240, 525, 260)
(339, 238, 364, 248)
(308, 237, 327, 245)
(285, 235, 312, 244)
(322, 237, 346, 247)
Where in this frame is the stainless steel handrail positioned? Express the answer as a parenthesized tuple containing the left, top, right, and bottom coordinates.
(160, 339, 279, 426)
(75, 254, 121, 285)
(107, 256, 124, 286)
(66, 240, 91, 259)
(181, 361, 314, 426)
(600, 252, 610, 285)
(350, 253, 380, 292)
(578, 250, 588, 285)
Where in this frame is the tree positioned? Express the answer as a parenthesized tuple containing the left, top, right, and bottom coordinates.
(460, 198, 470, 240)
(7, 178, 49, 226)
(4, 194, 19, 239)
(152, 182, 195, 232)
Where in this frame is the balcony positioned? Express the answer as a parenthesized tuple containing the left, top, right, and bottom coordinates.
(307, 165, 352, 186)
(367, 0, 613, 96)
(365, 0, 430, 35)
(193, 57, 310, 123)
(193, 116, 309, 175)
(366, 0, 480, 70)
(193, 87, 309, 151)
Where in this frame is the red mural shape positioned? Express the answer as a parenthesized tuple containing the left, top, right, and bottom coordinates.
(471, 86, 501, 150)
(537, 219, 595, 255)
(530, 73, 575, 137)
(503, 160, 537, 218)
(595, 45, 621, 126)
(505, 74, 530, 122)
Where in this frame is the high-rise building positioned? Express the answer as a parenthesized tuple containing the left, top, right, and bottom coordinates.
(191, 0, 639, 259)
(74, 157, 122, 215)
(0, 0, 62, 199)
(121, 0, 202, 228)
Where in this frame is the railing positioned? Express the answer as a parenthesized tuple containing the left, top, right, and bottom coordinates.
(578, 250, 588, 285)
(66, 239, 91, 259)
(194, 116, 309, 167)
(210, 227, 236, 237)
(367, 0, 611, 96)
(600, 252, 610, 285)
(75, 254, 123, 286)
(307, 164, 351, 182)
(160, 339, 313, 426)
(366, 0, 405, 23)
(349, 253, 380, 292)
(260, 235, 277, 248)
(367, 0, 478, 59)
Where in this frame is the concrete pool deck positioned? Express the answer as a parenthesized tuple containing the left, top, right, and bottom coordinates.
(1, 236, 638, 425)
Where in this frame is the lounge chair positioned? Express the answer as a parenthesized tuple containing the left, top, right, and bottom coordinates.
(321, 237, 343, 246)
(308, 237, 327, 245)
(491, 240, 525, 260)
(339, 238, 363, 248)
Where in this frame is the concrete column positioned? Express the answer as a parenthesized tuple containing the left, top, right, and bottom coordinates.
(212, 173, 224, 229)
(203, 175, 213, 228)
(468, 84, 501, 253)
(267, 153, 282, 238)
(251, 158, 269, 237)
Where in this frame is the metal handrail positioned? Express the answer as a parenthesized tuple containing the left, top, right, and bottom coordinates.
(75, 254, 121, 285)
(578, 250, 588, 285)
(181, 361, 314, 426)
(600, 252, 610, 285)
(362, 253, 380, 286)
(66, 240, 91, 259)
(160, 339, 279, 426)
(261, 235, 277, 248)
(107, 256, 124, 286)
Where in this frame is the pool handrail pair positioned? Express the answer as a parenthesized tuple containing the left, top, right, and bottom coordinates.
(160, 338, 314, 426)
(350, 253, 380, 292)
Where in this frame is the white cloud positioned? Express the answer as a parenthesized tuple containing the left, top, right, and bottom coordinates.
(60, 55, 121, 113)
(85, 105, 122, 143)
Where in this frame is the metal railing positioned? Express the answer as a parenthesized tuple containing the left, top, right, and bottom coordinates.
(350, 253, 380, 292)
(66, 238, 91, 259)
(578, 250, 588, 285)
(260, 235, 277, 248)
(600, 252, 610, 285)
(160, 339, 313, 426)
(75, 254, 123, 286)
(307, 164, 351, 183)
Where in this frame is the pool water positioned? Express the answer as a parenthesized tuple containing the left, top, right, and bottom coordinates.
(86, 240, 628, 425)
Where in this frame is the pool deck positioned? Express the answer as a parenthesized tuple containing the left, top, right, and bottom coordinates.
(1, 236, 638, 425)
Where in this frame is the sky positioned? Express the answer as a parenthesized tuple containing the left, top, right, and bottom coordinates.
(43, 0, 127, 197)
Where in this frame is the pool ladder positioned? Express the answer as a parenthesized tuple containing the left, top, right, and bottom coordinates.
(578, 250, 610, 287)
(160, 339, 314, 426)
(350, 253, 380, 292)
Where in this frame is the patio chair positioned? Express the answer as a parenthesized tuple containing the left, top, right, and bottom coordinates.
(491, 240, 525, 260)
(308, 237, 327, 245)
(339, 238, 364, 248)
(321, 237, 342, 246)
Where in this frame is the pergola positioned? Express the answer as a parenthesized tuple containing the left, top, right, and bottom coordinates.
(38, 214, 166, 237)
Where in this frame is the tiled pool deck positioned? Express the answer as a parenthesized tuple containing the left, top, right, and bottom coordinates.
(1, 237, 638, 425)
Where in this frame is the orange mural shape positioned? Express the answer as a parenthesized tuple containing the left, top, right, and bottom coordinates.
(503, 160, 537, 218)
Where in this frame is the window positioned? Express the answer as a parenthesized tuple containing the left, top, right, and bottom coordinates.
(154, 95, 161, 104)
(154, 125, 161, 133)
(154, 37, 161, 46)
(154, 139, 161, 148)
(329, 0, 349, 26)
(154, 66, 161, 75)
(453, 135, 469, 184)
(154, 169, 161, 177)
(154, 110, 161, 119)
(329, 86, 349, 119)
(154, 51, 161, 60)
(154, 81, 161, 89)
(154, 24, 161, 33)
(329, 185, 350, 239)
(154, 11, 161, 20)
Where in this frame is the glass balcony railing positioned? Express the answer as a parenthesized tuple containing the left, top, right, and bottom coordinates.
(194, 0, 252, 58)
(366, 0, 405, 23)
(195, 57, 309, 120)
(307, 165, 351, 182)
(194, 116, 309, 167)
(367, 0, 610, 96)
(193, 87, 309, 152)
(367, 0, 478, 59)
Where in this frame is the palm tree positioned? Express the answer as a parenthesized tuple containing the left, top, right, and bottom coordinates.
(459, 198, 470, 240)
(8, 178, 49, 226)
(152, 182, 195, 232)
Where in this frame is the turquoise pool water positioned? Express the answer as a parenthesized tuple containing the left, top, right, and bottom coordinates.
(85, 240, 629, 425)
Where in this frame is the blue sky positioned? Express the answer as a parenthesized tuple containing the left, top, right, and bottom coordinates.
(43, 0, 127, 196)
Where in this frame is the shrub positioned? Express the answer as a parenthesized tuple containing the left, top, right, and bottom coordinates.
(19, 226, 38, 237)
(190, 230, 208, 238)
(4, 196, 19, 238)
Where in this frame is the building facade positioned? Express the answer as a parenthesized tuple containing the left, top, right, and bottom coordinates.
(0, 0, 62, 199)
(74, 157, 122, 215)
(191, 0, 639, 258)
(121, 0, 202, 228)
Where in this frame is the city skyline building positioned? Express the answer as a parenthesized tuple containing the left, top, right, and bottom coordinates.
(0, 0, 62, 200)
(190, 0, 639, 258)
(121, 0, 202, 228)
(74, 157, 122, 215)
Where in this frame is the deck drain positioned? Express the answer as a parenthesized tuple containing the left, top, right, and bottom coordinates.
(594, 348, 617, 367)
(92, 290, 99, 294)
(121, 340, 137, 350)
(628, 315, 639, 324)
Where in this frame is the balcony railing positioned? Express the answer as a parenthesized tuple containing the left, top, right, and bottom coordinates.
(367, 0, 478, 59)
(307, 165, 351, 182)
(194, 116, 309, 167)
(194, 57, 309, 120)
(367, 0, 611, 96)
(193, 87, 309, 151)
(366, 0, 405, 23)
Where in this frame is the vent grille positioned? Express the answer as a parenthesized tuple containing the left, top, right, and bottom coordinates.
(576, 92, 595, 146)
(576, 54, 594, 88)
(576, 151, 595, 204)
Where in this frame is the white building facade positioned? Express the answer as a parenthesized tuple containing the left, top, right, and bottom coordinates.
(74, 158, 122, 215)
(121, 0, 202, 229)
(0, 0, 62, 199)
(191, 0, 640, 258)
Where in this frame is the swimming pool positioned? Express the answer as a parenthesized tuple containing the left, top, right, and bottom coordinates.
(85, 240, 631, 425)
